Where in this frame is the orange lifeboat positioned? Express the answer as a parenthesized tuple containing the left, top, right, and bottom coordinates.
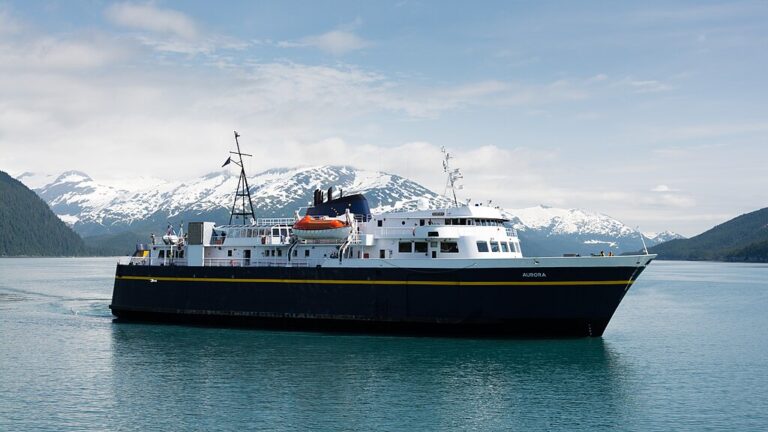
(293, 215, 348, 230)
(292, 215, 351, 239)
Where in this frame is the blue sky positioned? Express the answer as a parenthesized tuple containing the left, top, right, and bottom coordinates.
(1, 1, 766, 236)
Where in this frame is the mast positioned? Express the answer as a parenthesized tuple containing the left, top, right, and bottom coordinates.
(441, 146, 463, 207)
(226, 131, 256, 225)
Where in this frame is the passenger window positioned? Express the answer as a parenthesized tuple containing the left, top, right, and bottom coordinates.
(277, 250, 282, 257)
(440, 242, 459, 253)
(476, 241, 489, 253)
(414, 242, 428, 253)
(305, 249, 310, 257)
(399, 242, 412, 253)
(491, 241, 500, 252)
(379, 250, 386, 259)
(272, 228, 279, 236)
(501, 242, 509, 253)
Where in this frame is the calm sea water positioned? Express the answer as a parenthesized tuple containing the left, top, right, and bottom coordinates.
(1, 258, 767, 431)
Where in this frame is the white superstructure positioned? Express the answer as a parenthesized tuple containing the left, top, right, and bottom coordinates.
(126, 202, 526, 268)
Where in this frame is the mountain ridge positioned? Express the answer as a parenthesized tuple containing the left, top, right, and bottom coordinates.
(18, 166, 682, 256)
(648, 207, 768, 262)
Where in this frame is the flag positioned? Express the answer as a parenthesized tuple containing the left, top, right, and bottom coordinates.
(222, 156, 231, 167)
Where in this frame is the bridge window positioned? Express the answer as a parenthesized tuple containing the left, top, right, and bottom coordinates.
(398, 242, 412, 253)
(414, 242, 428, 253)
(476, 241, 489, 253)
(490, 241, 500, 252)
(440, 242, 459, 253)
(501, 242, 509, 253)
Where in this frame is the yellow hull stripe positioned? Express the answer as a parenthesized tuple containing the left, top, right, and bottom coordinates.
(116, 275, 633, 286)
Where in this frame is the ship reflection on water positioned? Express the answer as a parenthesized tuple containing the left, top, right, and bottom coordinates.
(108, 324, 635, 430)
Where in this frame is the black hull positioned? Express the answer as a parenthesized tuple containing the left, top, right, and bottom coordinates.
(110, 263, 647, 338)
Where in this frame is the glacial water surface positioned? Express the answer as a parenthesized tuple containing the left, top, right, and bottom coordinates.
(1, 258, 767, 431)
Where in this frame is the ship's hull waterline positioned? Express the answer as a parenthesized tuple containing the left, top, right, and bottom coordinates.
(110, 260, 650, 337)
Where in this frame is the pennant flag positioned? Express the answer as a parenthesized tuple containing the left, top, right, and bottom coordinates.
(222, 156, 231, 167)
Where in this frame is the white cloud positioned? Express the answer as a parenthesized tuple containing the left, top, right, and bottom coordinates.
(0, 34, 132, 71)
(103, 2, 248, 55)
(0, 8, 23, 34)
(651, 184, 680, 192)
(641, 193, 696, 208)
(587, 73, 608, 82)
(105, 2, 198, 39)
(618, 77, 673, 93)
(279, 29, 370, 55)
(659, 122, 768, 141)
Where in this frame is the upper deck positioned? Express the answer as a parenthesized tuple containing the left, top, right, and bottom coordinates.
(121, 201, 529, 268)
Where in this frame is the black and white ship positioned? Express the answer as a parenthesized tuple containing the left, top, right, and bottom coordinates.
(110, 132, 655, 337)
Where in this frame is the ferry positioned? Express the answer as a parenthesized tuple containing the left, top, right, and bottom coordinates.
(110, 132, 655, 337)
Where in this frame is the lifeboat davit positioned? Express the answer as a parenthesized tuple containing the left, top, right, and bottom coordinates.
(292, 215, 351, 239)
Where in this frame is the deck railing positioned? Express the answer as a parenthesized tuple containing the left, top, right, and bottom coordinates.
(202, 258, 325, 267)
(255, 217, 296, 226)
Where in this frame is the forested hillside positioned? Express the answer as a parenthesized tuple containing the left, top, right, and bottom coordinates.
(648, 207, 768, 262)
(0, 171, 86, 256)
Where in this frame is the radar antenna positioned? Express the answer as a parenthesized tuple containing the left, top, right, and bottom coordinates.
(224, 131, 256, 225)
(441, 146, 463, 207)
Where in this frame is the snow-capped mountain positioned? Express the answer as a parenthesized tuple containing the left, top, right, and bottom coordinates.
(643, 231, 685, 244)
(503, 205, 683, 256)
(19, 167, 682, 255)
(28, 166, 453, 236)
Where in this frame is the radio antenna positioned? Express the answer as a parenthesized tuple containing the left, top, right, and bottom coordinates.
(441, 146, 463, 207)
